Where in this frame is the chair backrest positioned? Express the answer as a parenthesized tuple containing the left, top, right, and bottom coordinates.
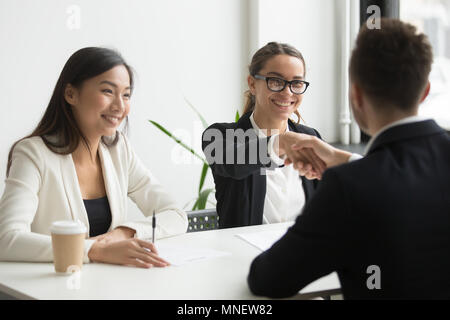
(186, 209, 219, 232)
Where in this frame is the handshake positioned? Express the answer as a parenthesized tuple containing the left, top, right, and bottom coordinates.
(273, 132, 354, 180)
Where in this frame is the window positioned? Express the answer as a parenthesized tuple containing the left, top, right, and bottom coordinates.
(401, 0, 450, 129)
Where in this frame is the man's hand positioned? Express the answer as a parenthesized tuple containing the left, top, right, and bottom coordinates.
(275, 132, 353, 180)
(284, 151, 323, 180)
(290, 134, 352, 168)
(274, 132, 326, 179)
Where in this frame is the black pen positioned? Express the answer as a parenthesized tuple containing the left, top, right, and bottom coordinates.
(152, 210, 156, 244)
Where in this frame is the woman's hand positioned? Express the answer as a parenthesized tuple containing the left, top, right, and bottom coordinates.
(88, 238, 170, 268)
(89, 226, 135, 243)
(276, 132, 327, 179)
(290, 135, 352, 168)
(284, 150, 324, 180)
(277, 133, 353, 180)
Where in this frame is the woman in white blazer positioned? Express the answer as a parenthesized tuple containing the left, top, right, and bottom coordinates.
(0, 47, 188, 268)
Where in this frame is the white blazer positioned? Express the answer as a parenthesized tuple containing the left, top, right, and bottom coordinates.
(0, 132, 188, 263)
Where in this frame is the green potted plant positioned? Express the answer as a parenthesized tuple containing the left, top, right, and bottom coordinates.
(149, 98, 240, 210)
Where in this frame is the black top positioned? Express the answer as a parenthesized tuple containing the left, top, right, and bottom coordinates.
(83, 196, 112, 237)
(248, 120, 450, 299)
(202, 111, 321, 229)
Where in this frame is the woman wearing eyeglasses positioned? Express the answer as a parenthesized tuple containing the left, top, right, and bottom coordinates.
(202, 42, 326, 229)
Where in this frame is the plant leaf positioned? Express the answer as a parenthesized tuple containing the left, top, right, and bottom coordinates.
(198, 163, 209, 194)
(235, 110, 240, 122)
(149, 120, 208, 165)
(183, 197, 197, 210)
(191, 197, 200, 211)
(184, 97, 209, 129)
(196, 188, 215, 210)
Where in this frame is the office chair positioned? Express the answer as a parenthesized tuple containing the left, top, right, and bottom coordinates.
(186, 209, 219, 232)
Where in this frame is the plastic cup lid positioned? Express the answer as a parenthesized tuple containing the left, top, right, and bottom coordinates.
(50, 220, 87, 235)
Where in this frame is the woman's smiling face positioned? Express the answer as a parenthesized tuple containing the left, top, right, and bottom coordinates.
(65, 65, 132, 141)
(248, 54, 305, 123)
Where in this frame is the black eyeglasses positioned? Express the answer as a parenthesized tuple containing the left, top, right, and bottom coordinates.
(253, 74, 310, 95)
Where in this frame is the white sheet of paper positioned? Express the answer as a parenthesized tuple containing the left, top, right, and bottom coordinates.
(155, 243, 231, 266)
(235, 229, 287, 252)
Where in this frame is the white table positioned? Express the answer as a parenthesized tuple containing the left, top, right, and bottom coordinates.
(0, 222, 341, 300)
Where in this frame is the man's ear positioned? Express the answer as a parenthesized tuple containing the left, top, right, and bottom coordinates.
(419, 81, 431, 104)
(350, 83, 364, 111)
(64, 84, 78, 106)
(247, 75, 256, 95)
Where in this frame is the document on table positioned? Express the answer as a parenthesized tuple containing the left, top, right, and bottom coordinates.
(235, 229, 288, 252)
(155, 243, 231, 267)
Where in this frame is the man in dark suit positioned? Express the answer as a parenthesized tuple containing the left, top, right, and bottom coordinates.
(248, 18, 450, 299)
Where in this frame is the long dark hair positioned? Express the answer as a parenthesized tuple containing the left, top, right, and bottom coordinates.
(6, 47, 134, 177)
(244, 42, 306, 123)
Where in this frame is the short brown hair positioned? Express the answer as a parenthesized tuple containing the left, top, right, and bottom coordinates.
(244, 42, 306, 123)
(349, 18, 433, 111)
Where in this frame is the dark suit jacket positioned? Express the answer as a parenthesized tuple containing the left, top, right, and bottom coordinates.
(202, 112, 321, 229)
(248, 120, 450, 299)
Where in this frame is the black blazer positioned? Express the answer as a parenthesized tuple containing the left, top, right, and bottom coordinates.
(202, 112, 321, 229)
(248, 120, 450, 299)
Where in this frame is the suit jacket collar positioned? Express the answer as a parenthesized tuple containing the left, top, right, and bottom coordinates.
(236, 111, 254, 130)
(98, 142, 124, 229)
(59, 142, 123, 234)
(367, 119, 445, 155)
(60, 153, 90, 229)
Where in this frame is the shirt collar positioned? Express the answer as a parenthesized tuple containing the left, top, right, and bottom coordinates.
(364, 115, 430, 155)
(249, 112, 290, 138)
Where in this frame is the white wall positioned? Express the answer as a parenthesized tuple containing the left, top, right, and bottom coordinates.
(253, 0, 341, 142)
(0, 0, 342, 219)
(0, 0, 248, 217)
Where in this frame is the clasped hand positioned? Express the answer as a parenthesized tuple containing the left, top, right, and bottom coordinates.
(86, 134, 349, 268)
(276, 132, 351, 180)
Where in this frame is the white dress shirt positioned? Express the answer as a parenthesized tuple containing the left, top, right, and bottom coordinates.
(0, 132, 188, 263)
(333, 115, 430, 162)
(249, 113, 305, 224)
